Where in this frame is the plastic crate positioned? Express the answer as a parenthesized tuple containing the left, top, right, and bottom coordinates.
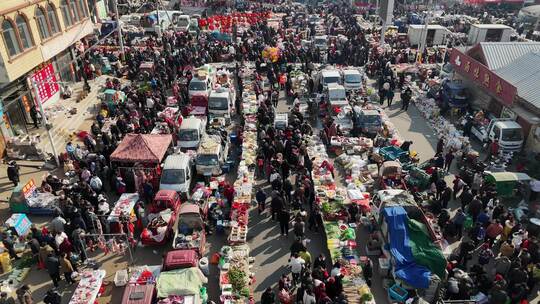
(380, 146, 407, 161)
(114, 269, 128, 287)
(388, 284, 408, 302)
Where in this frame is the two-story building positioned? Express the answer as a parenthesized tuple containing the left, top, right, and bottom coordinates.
(0, 0, 95, 156)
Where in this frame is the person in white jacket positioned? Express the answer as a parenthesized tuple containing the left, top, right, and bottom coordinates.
(303, 288, 316, 304)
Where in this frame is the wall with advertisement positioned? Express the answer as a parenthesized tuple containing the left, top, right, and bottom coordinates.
(450, 48, 517, 106)
(28, 64, 60, 106)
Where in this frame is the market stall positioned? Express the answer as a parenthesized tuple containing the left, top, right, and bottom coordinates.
(110, 134, 173, 191)
(120, 265, 161, 304)
(107, 193, 140, 234)
(9, 179, 59, 215)
(156, 267, 208, 303)
(141, 190, 182, 246)
(306, 136, 376, 303)
(69, 270, 106, 304)
(217, 245, 252, 302)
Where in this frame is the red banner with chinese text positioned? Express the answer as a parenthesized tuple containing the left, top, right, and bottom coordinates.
(449, 48, 516, 106)
(29, 64, 60, 104)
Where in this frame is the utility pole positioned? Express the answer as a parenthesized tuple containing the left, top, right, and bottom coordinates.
(113, 0, 125, 61)
(30, 80, 60, 167)
(417, 0, 432, 63)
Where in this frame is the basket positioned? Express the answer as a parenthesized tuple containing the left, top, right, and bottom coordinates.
(388, 284, 408, 302)
(114, 269, 128, 287)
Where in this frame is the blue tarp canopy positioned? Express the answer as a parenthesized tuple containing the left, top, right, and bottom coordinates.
(382, 206, 432, 288)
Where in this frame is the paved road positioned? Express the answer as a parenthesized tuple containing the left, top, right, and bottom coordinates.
(0, 81, 491, 304)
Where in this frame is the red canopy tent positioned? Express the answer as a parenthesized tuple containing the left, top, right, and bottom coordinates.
(110, 134, 172, 163)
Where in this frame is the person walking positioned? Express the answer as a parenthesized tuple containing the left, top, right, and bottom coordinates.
(440, 185, 452, 209)
(256, 188, 267, 215)
(386, 89, 395, 108)
(7, 161, 20, 187)
(293, 216, 305, 239)
(59, 253, 75, 285)
(261, 287, 276, 304)
(279, 209, 291, 237)
(45, 253, 61, 288)
(29, 106, 40, 129)
(444, 150, 455, 172)
(401, 87, 412, 111)
(436, 138, 445, 156)
(288, 253, 305, 286)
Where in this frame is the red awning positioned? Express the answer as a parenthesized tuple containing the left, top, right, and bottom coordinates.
(110, 134, 172, 163)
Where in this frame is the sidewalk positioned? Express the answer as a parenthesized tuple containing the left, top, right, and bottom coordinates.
(29, 76, 109, 157)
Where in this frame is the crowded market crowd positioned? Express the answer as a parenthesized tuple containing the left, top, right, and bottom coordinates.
(3, 0, 540, 304)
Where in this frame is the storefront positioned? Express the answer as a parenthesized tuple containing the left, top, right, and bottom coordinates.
(450, 48, 517, 112)
(52, 48, 77, 84)
(450, 47, 540, 154)
(0, 78, 34, 138)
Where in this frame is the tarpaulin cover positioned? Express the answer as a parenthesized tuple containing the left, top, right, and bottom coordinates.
(156, 267, 208, 298)
(110, 134, 172, 163)
(382, 206, 431, 289)
(407, 219, 447, 280)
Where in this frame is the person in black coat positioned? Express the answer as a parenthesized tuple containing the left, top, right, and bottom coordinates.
(261, 287, 275, 304)
(271, 193, 284, 221)
(278, 209, 290, 236)
(45, 253, 61, 287)
(6, 161, 20, 186)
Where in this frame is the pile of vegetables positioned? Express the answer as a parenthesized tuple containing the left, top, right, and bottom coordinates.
(227, 265, 247, 293)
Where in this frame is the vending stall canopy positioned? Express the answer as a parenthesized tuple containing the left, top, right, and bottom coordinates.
(111, 134, 173, 163)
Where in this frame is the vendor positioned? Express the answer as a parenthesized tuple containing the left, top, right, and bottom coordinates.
(474, 110, 485, 124)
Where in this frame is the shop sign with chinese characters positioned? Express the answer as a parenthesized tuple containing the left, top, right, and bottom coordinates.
(29, 64, 60, 104)
(449, 48, 517, 106)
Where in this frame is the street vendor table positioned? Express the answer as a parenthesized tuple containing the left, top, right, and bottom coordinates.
(308, 135, 375, 304)
(69, 270, 106, 304)
(9, 179, 59, 215)
(128, 265, 161, 285)
(108, 193, 139, 233)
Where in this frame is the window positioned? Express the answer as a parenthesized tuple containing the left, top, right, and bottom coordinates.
(161, 169, 186, 184)
(2, 20, 21, 56)
(36, 8, 51, 39)
(15, 15, 33, 49)
(69, 0, 81, 22)
(61, 0, 73, 26)
(47, 4, 61, 34)
(485, 29, 503, 42)
(78, 0, 89, 17)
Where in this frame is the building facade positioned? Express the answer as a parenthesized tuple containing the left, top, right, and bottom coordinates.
(450, 42, 540, 155)
(0, 0, 95, 156)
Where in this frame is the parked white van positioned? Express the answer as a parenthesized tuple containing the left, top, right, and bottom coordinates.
(319, 69, 342, 91)
(195, 135, 229, 177)
(160, 153, 193, 194)
(342, 69, 363, 91)
(178, 116, 205, 150)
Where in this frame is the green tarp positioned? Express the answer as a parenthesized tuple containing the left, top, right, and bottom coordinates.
(156, 267, 208, 298)
(407, 219, 446, 280)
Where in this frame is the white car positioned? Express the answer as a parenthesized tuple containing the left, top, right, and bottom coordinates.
(342, 69, 363, 91)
